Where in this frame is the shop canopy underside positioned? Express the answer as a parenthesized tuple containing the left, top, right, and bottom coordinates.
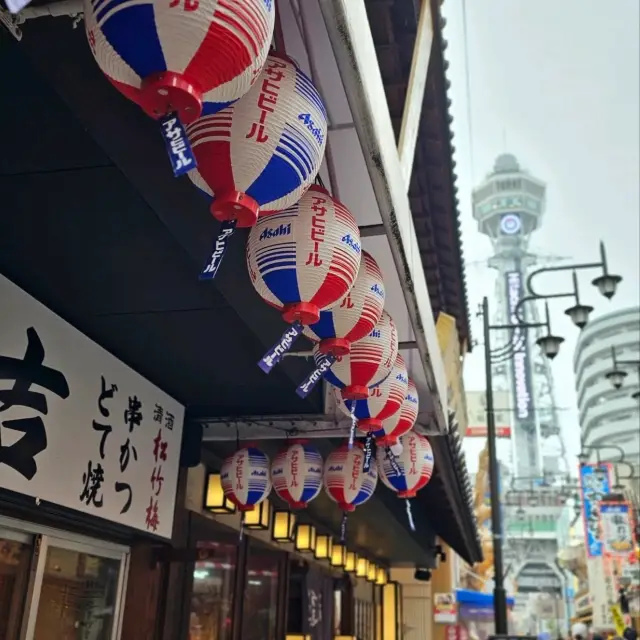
(0, 21, 480, 565)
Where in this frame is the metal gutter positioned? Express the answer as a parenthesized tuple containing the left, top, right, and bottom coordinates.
(318, 0, 449, 432)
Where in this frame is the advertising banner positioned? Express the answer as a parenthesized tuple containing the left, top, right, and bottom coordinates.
(464, 390, 512, 438)
(600, 501, 636, 558)
(579, 463, 613, 558)
(434, 593, 458, 624)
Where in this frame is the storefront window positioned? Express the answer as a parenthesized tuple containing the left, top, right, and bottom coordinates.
(0, 533, 31, 640)
(240, 542, 280, 640)
(189, 541, 237, 640)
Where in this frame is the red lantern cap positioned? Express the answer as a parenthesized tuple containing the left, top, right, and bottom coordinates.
(139, 72, 203, 124)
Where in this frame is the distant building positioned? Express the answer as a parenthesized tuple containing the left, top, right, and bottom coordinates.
(573, 306, 640, 465)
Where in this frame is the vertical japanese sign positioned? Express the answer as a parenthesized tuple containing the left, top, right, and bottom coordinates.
(600, 501, 636, 558)
(0, 274, 184, 539)
(579, 463, 612, 558)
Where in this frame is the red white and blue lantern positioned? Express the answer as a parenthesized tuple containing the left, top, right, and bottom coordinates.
(270, 441, 324, 509)
(84, 0, 274, 124)
(220, 446, 271, 512)
(303, 250, 385, 356)
(316, 310, 399, 401)
(247, 185, 361, 373)
(373, 378, 420, 446)
(324, 443, 378, 513)
(187, 53, 327, 228)
(377, 432, 434, 499)
(335, 353, 409, 434)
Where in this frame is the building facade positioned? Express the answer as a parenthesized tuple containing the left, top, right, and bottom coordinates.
(573, 306, 640, 466)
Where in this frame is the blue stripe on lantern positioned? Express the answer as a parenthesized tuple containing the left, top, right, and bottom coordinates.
(295, 71, 327, 120)
(301, 484, 318, 503)
(344, 398, 373, 421)
(100, 5, 167, 80)
(281, 126, 315, 175)
(386, 461, 409, 492)
(278, 137, 308, 178)
(372, 427, 385, 439)
(201, 101, 235, 116)
(246, 151, 302, 205)
(307, 309, 338, 339)
(322, 368, 345, 389)
(260, 258, 301, 305)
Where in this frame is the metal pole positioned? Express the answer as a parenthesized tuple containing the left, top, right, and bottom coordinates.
(483, 296, 509, 633)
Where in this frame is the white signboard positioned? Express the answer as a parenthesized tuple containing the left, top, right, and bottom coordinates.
(0, 274, 184, 539)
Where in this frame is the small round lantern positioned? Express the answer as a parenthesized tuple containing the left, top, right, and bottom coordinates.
(270, 441, 324, 509)
(377, 432, 434, 498)
(317, 310, 399, 400)
(303, 250, 385, 356)
(187, 53, 327, 227)
(247, 185, 361, 327)
(84, 0, 275, 123)
(220, 446, 271, 511)
(324, 443, 378, 512)
(335, 354, 408, 433)
(373, 378, 420, 446)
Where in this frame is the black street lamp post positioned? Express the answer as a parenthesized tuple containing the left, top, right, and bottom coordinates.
(481, 243, 621, 634)
(605, 347, 640, 401)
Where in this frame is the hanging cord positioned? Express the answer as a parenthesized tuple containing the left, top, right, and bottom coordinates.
(315, 173, 326, 189)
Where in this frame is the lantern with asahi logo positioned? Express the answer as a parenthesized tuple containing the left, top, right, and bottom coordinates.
(335, 354, 408, 434)
(303, 250, 385, 356)
(377, 432, 434, 498)
(220, 446, 272, 512)
(247, 185, 361, 373)
(373, 378, 419, 446)
(270, 441, 324, 509)
(188, 53, 328, 279)
(84, 0, 274, 176)
(324, 443, 378, 514)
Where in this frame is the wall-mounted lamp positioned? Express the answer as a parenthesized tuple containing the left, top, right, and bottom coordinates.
(244, 500, 271, 530)
(295, 524, 317, 553)
(345, 551, 357, 573)
(315, 535, 333, 560)
(367, 562, 377, 583)
(272, 511, 296, 543)
(204, 473, 236, 514)
(330, 543, 347, 567)
(356, 557, 369, 578)
(376, 567, 388, 586)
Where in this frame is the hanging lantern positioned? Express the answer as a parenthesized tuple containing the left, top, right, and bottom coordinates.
(373, 378, 420, 446)
(312, 311, 398, 401)
(303, 250, 385, 356)
(84, 0, 274, 124)
(377, 432, 434, 499)
(324, 443, 378, 513)
(270, 441, 324, 509)
(247, 186, 361, 372)
(220, 446, 271, 512)
(187, 53, 328, 279)
(335, 354, 408, 434)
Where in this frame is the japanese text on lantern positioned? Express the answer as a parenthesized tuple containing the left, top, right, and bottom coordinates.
(0, 327, 70, 480)
(340, 294, 354, 309)
(305, 195, 327, 267)
(145, 404, 173, 532)
(349, 452, 362, 491)
(169, 0, 199, 11)
(247, 58, 286, 143)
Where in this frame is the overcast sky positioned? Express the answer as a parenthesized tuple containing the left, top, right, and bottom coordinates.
(441, 0, 640, 472)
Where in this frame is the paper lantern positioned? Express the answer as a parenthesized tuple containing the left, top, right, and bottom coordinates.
(373, 378, 420, 446)
(303, 250, 385, 356)
(377, 432, 434, 498)
(317, 311, 398, 400)
(335, 354, 408, 433)
(271, 441, 324, 509)
(84, 0, 274, 124)
(187, 53, 327, 228)
(324, 443, 378, 512)
(247, 186, 361, 326)
(220, 446, 271, 511)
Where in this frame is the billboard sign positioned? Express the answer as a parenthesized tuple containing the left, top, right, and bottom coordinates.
(465, 390, 512, 438)
(579, 463, 613, 558)
(600, 501, 636, 558)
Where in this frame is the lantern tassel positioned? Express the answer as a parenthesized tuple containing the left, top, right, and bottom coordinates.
(405, 499, 416, 531)
(258, 320, 304, 373)
(340, 512, 348, 543)
(200, 220, 237, 280)
(386, 447, 402, 477)
(348, 403, 357, 450)
(295, 353, 336, 397)
(239, 511, 246, 541)
(363, 432, 374, 471)
(159, 112, 197, 178)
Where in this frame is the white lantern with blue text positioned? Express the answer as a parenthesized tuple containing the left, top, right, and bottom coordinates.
(335, 353, 408, 434)
(187, 53, 327, 228)
(270, 441, 324, 510)
(377, 432, 434, 499)
(315, 310, 398, 400)
(373, 378, 419, 446)
(323, 443, 378, 512)
(220, 446, 271, 512)
(247, 185, 361, 372)
(303, 250, 385, 356)
(84, 0, 274, 124)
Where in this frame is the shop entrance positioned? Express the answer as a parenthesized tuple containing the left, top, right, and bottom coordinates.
(0, 516, 129, 640)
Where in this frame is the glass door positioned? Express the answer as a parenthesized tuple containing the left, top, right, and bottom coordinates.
(0, 527, 33, 640)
